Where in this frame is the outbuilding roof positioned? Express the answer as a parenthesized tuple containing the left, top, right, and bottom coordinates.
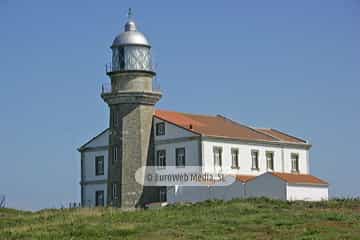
(155, 109, 308, 145)
(270, 172, 328, 185)
(236, 175, 257, 183)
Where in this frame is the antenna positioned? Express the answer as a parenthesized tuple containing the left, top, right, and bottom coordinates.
(127, 8, 133, 20)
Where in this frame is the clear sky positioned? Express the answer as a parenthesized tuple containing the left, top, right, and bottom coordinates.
(0, 0, 359, 210)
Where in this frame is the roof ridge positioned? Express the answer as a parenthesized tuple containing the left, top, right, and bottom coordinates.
(269, 172, 328, 185)
(156, 109, 216, 118)
(269, 128, 307, 143)
(154, 115, 202, 135)
(235, 174, 257, 182)
(78, 128, 109, 151)
(216, 114, 279, 141)
(254, 128, 283, 141)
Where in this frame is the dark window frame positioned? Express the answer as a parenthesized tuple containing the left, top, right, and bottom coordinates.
(266, 151, 274, 171)
(159, 188, 167, 202)
(112, 183, 119, 200)
(231, 148, 239, 169)
(176, 148, 186, 168)
(112, 109, 119, 127)
(291, 153, 300, 173)
(95, 156, 104, 176)
(95, 190, 104, 206)
(251, 150, 259, 170)
(156, 149, 166, 168)
(156, 122, 165, 136)
(213, 146, 223, 167)
(118, 47, 125, 69)
(113, 146, 118, 164)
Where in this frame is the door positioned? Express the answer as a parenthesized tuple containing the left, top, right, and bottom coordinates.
(95, 191, 104, 206)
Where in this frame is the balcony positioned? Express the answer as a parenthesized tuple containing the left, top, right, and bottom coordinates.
(101, 78, 161, 94)
(105, 63, 155, 75)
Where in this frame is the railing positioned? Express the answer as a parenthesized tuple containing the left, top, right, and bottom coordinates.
(152, 77, 161, 92)
(105, 63, 155, 74)
(105, 63, 112, 74)
(101, 83, 112, 94)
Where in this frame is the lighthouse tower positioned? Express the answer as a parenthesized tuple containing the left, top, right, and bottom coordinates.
(101, 12, 162, 208)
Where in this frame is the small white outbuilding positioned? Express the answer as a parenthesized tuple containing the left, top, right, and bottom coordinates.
(166, 175, 256, 204)
(246, 172, 328, 201)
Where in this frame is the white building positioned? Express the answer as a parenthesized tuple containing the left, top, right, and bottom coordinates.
(78, 109, 328, 207)
(78, 13, 328, 208)
(246, 172, 328, 201)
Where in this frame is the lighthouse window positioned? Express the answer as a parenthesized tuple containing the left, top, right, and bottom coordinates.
(113, 146, 118, 163)
(112, 110, 119, 127)
(118, 47, 125, 70)
(112, 183, 119, 200)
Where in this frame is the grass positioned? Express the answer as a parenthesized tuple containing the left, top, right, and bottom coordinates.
(1, 198, 360, 240)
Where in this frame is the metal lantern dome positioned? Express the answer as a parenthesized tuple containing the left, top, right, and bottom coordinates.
(110, 18, 153, 73)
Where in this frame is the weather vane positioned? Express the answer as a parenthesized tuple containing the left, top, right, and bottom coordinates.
(127, 8, 133, 20)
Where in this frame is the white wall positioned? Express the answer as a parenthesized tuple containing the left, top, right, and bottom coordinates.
(155, 140, 200, 166)
(283, 147, 309, 174)
(83, 183, 107, 207)
(167, 181, 245, 203)
(81, 129, 109, 182)
(154, 117, 197, 141)
(286, 184, 329, 201)
(83, 149, 108, 181)
(246, 173, 287, 200)
(81, 129, 109, 206)
(202, 139, 309, 175)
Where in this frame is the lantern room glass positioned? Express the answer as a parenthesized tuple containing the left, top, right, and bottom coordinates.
(112, 45, 152, 72)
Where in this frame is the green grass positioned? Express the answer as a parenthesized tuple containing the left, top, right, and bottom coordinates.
(1, 198, 360, 240)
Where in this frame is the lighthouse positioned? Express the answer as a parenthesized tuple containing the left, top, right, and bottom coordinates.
(101, 11, 162, 208)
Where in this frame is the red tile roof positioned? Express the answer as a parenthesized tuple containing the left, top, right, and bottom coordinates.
(256, 128, 306, 143)
(270, 172, 328, 185)
(154, 109, 308, 144)
(236, 175, 256, 182)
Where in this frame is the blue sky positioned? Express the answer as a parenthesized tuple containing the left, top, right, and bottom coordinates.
(0, 0, 359, 210)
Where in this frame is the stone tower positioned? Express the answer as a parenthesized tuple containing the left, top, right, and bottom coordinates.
(101, 15, 162, 208)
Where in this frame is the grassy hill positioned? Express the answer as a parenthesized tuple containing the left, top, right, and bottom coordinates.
(1, 198, 360, 240)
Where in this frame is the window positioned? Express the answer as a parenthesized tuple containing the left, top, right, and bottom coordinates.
(266, 152, 274, 171)
(251, 150, 259, 170)
(231, 148, 239, 168)
(213, 147, 222, 167)
(156, 150, 166, 168)
(119, 47, 125, 69)
(95, 191, 104, 206)
(156, 122, 165, 136)
(112, 110, 118, 127)
(113, 146, 118, 163)
(112, 183, 118, 200)
(291, 153, 299, 172)
(95, 156, 104, 176)
(176, 148, 186, 167)
(160, 188, 167, 202)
